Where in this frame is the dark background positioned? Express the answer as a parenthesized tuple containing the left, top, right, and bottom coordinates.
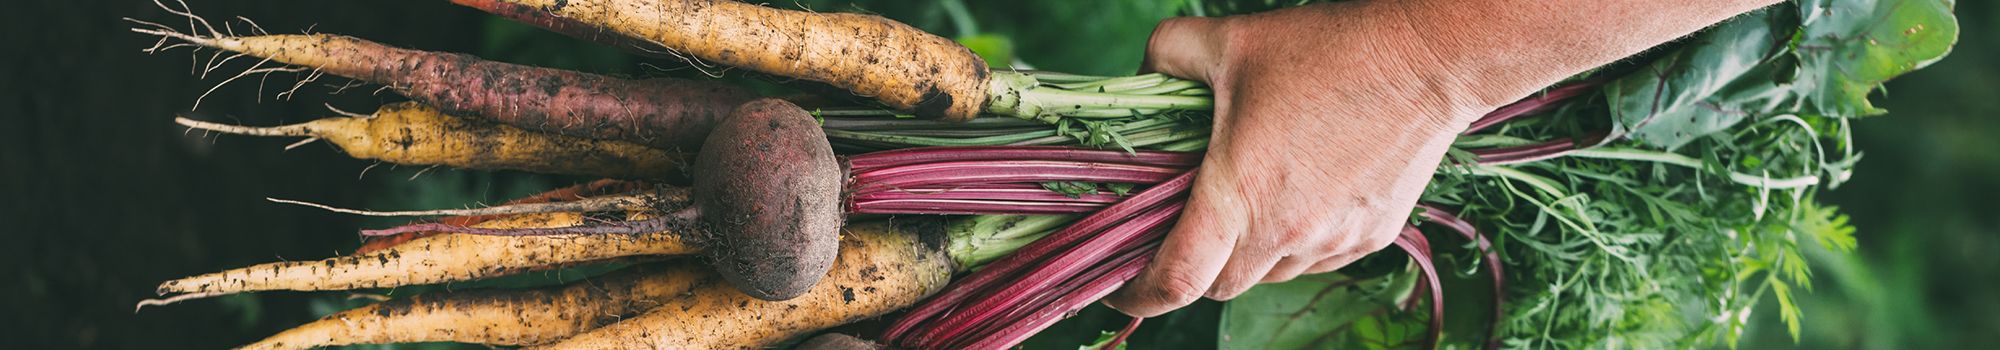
(3, 1, 1992, 349)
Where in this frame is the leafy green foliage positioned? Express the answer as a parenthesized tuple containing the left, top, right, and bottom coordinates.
(1401, 1, 1952, 348)
(1219, 268, 1419, 349)
(1789, 0, 1961, 117)
(1602, 9, 1791, 149)
(1186, 1, 1955, 349)
(1078, 330, 1131, 350)
(1605, 0, 1961, 149)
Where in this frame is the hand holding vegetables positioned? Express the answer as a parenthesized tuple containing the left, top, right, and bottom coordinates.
(1105, 0, 1783, 317)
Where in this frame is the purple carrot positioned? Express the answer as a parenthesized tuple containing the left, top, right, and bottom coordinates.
(449, 0, 676, 58)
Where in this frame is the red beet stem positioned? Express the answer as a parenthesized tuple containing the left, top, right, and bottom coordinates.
(912, 202, 1182, 345)
(849, 184, 1127, 204)
(1469, 138, 1582, 165)
(958, 242, 1158, 350)
(1103, 317, 1145, 350)
(1467, 131, 1610, 165)
(1393, 226, 1444, 350)
(1463, 80, 1598, 134)
(848, 161, 1182, 195)
(1418, 205, 1504, 350)
(942, 231, 1165, 350)
(879, 171, 1198, 342)
(849, 198, 1108, 215)
(846, 146, 1202, 173)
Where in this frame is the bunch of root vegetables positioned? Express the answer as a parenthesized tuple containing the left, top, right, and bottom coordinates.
(132, 0, 1232, 348)
(128, 0, 1919, 349)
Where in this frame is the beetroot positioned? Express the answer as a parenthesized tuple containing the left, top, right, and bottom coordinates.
(690, 99, 846, 300)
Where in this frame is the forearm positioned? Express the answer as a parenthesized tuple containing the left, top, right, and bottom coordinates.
(1392, 0, 1782, 110)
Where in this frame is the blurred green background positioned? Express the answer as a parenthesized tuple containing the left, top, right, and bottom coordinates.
(3, 0, 1990, 348)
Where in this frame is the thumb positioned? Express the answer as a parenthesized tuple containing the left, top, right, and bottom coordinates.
(1104, 173, 1245, 317)
(1141, 16, 1230, 82)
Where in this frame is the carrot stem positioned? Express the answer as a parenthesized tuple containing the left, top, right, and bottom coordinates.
(846, 146, 1200, 173)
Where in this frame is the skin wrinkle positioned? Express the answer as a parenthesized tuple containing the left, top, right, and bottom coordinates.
(1105, 0, 1780, 317)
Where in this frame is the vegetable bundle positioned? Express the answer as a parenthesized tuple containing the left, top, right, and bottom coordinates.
(131, 0, 1955, 349)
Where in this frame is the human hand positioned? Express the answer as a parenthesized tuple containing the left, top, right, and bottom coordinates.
(1102, 2, 1491, 317)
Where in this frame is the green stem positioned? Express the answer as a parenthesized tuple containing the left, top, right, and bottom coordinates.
(986, 71, 1214, 121)
(1120, 127, 1210, 148)
(1451, 134, 1542, 148)
(1565, 148, 1820, 189)
(1048, 73, 1169, 91)
(1063, 109, 1164, 118)
(1157, 138, 1210, 152)
(1006, 118, 1177, 146)
(947, 215, 1080, 270)
(1018, 88, 1214, 118)
(1021, 70, 1113, 83)
(1113, 80, 1205, 95)
(868, 127, 1051, 138)
(821, 116, 1041, 131)
(825, 128, 1058, 147)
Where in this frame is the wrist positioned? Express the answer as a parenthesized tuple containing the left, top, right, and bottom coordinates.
(1215, 2, 1491, 133)
(1372, 0, 1529, 119)
(1388, 0, 1785, 112)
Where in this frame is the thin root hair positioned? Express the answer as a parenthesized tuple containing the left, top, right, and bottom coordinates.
(174, 116, 313, 137)
(266, 194, 653, 218)
(357, 162, 382, 180)
(134, 290, 227, 312)
(283, 137, 322, 151)
(323, 103, 371, 118)
(407, 165, 440, 181)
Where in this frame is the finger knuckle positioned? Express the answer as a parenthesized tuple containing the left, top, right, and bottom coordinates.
(1207, 281, 1253, 300)
(1141, 271, 1209, 307)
